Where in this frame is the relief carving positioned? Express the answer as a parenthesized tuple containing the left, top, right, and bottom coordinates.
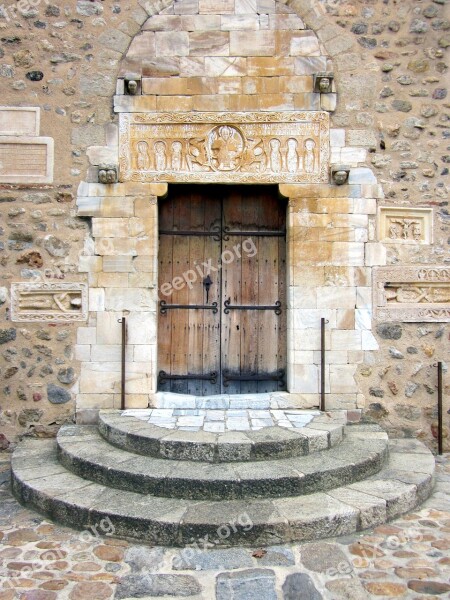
(11, 283, 88, 323)
(373, 267, 450, 322)
(378, 207, 432, 244)
(119, 112, 329, 184)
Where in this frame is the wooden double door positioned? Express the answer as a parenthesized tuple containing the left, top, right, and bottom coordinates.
(157, 185, 286, 395)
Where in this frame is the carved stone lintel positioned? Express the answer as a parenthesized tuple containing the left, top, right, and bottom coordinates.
(119, 111, 330, 184)
(373, 266, 450, 322)
(11, 283, 88, 323)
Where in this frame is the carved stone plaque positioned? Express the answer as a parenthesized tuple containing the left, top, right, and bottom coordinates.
(373, 266, 450, 322)
(0, 137, 54, 184)
(11, 283, 88, 323)
(378, 207, 433, 244)
(0, 107, 40, 136)
(119, 112, 330, 184)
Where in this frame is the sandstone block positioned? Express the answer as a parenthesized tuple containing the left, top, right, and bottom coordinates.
(230, 31, 276, 56)
(180, 57, 207, 76)
(331, 330, 362, 351)
(247, 57, 295, 76)
(221, 15, 260, 30)
(290, 32, 321, 56)
(316, 287, 357, 309)
(205, 57, 246, 77)
(329, 365, 357, 394)
(156, 96, 194, 111)
(102, 256, 135, 272)
(143, 15, 182, 31)
(181, 15, 221, 30)
(142, 77, 188, 95)
(155, 32, 189, 56)
(189, 31, 230, 55)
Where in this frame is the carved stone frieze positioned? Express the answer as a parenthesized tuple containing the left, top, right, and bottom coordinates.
(373, 266, 450, 322)
(11, 283, 88, 323)
(378, 207, 433, 244)
(119, 111, 330, 184)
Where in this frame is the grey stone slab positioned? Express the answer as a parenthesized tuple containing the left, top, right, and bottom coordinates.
(159, 430, 217, 462)
(306, 422, 344, 445)
(327, 486, 387, 530)
(387, 451, 435, 473)
(124, 545, 167, 572)
(172, 548, 253, 571)
(348, 479, 417, 519)
(180, 499, 289, 547)
(164, 462, 241, 500)
(217, 431, 253, 462)
(246, 427, 308, 459)
(325, 577, 367, 600)
(234, 461, 304, 498)
(282, 573, 323, 600)
(115, 573, 202, 598)
(388, 438, 433, 454)
(216, 568, 277, 600)
(275, 494, 359, 542)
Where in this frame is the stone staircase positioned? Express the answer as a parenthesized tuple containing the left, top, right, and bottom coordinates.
(11, 409, 435, 548)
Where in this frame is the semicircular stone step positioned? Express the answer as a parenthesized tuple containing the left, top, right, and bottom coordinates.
(11, 437, 435, 548)
(57, 424, 389, 500)
(98, 409, 346, 463)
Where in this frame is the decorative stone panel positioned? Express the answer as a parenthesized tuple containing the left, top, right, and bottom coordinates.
(0, 106, 40, 136)
(0, 137, 54, 184)
(378, 206, 433, 244)
(119, 111, 330, 184)
(11, 283, 88, 323)
(373, 266, 450, 322)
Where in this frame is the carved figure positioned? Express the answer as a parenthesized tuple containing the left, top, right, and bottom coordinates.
(319, 77, 331, 93)
(412, 223, 422, 241)
(333, 170, 348, 185)
(242, 137, 265, 172)
(209, 125, 243, 171)
(304, 138, 316, 174)
(154, 141, 167, 171)
(269, 138, 282, 173)
(186, 137, 209, 171)
(171, 141, 183, 171)
(19, 292, 82, 312)
(286, 138, 298, 173)
(389, 223, 399, 239)
(137, 141, 150, 170)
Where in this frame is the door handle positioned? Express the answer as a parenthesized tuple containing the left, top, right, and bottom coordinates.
(203, 275, 212, 303)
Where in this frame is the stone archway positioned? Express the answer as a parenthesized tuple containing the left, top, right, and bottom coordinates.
(75, 0, 385, 423)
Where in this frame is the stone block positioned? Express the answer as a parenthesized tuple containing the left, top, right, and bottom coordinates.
(258, 94, 294, 111)
(100, 197, 135, 218)
(80, 366, 119, 394)
(290, 32, 321, 56)
(181, 15, 221, 30)
(313, 350, 349, 365)
(361, 331, 379, 350)
(355, 308, 372, 330)
(92, 218, 130, 238)
(97, 312, 123, 345)
(114, 95, 157, 113)
(96, 239, 137, 257)
(199, 0, 234, 13)
(292, 241, 332, 265)
(365, 243, 387, 266)
(330, 129, 345, 147)
(230, 31, 276, 56)
(0, 136, 54, 184)
(102, 256, 135, 273)
(155, 32, 189, 56)
(228, 95, 260, 110)
(174, 0, 199, 14)
(291, 364, 319, 393)
(293, 351, 315, 364)
(339, 147, 368, 165)
(221, 15, 260, 30)
(180, 57, 207, 77)
(347, 130, 378, 148)
(356, 287, 372, 309)
(189, 31, 230, 56)
(235, 0, 257, 12)
(292, 328, 331, 351)
(77, 394, 114, 409)
(320, 93, 337, 112)
(331, 330, 362, 351)
(142, 77, 188, 95)
(247, 57, 295, 76)
(99, 29, 131, 54)
(89, 288, 105, 312)
(294, 93, 321, 110)
(205, 57, 247, 77)
(77, 327, 97, 345)
(353, 198, 377, 215)
(134, 345, 156, 362)
(98, 273, 129, 288)
(216, 78, 243, 94)
(294, 56, 327, 75)
(75, 345, 91, 361)
(293, 309, 336, 330)
(278, 76, 313, 93)
(269, 14, 305, 29)
(143, 15, 182, 31)
(91, 345, 133, 362)
(331, 243, 365, 266)
(336, 309, 355, 329)
(78, 256, 103, 273)
(329, 365, 357, 394)
(127, 312, 157, 344)
(157, 96, 194, 111)
(316, 287, 356, 309)
(104, 288, 155, 311)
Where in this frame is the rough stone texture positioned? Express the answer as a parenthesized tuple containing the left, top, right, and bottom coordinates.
(216, 569, 277, 600)
(282, 573, 323, 599)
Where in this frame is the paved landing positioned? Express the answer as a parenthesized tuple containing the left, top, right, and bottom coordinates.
(121, 408, 320, 432)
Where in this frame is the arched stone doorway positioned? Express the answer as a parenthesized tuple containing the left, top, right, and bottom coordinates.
(75, 0, 384, 421)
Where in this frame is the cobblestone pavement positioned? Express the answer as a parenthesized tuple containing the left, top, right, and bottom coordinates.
(0, 452, 449, 599)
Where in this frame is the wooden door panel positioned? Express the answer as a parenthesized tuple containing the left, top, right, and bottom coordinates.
(158, 185, 286, 395)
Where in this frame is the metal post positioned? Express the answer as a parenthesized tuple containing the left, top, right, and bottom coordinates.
(321, 318, 326, 412)
(438, 361, 443, 455)
(118, 318, 126, 411)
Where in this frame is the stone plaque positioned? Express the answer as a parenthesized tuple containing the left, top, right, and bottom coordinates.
(11, 283, 88, 323)
(374, 266, 450, 322)
(0, 137, 54, 184)
(378, 207, 433, 244)
(119, 111, 330, 184)
(0, 107, 40, 136)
